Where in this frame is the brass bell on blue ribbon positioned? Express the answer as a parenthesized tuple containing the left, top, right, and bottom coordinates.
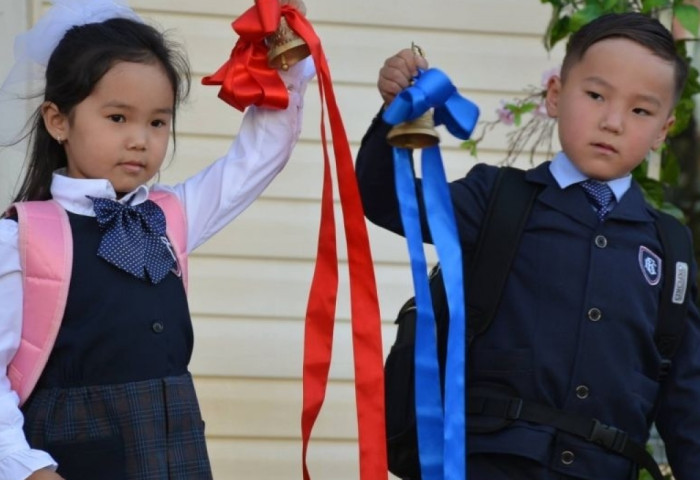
(266, 17, 310, 71)
(387, 108, 440, 149)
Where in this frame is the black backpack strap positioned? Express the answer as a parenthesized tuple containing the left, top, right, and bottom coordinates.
(467, 166, 540, 342)
(468, 395, 666, 480)
(654, 211, 693, 379)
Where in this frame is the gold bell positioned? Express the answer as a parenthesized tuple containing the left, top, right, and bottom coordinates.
(266, 17, 311, 71)
(387, 109, 440, 149)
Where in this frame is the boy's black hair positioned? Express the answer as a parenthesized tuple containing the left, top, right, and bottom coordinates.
(12, 17, 191, 203)
(561, 12, 688, 104)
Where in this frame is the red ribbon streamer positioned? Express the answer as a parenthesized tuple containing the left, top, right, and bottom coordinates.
(201, 3, 388, 479)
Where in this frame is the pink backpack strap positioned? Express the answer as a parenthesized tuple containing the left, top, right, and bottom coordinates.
(149, 190, 189, 291)
(8, 200, 72, 406)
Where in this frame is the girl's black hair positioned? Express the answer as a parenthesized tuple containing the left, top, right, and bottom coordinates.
(11, 17, 191, 203)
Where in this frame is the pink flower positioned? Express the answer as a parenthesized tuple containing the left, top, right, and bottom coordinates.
(541, 66, 561, 88)
(496, 101, 515, 126)
(534, 101, 549, 118)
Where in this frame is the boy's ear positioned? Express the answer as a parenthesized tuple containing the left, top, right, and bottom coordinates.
(40, 101, 68, 142)
(544, 75, 562, 118)
(651, 115, 675, 151)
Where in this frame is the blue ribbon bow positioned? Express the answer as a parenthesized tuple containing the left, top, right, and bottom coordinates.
(383, 67, 479, 140)
(384, 68, 479, 480)
(89, 197, 176, 284)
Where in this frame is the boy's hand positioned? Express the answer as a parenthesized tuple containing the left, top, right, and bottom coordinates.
(26, 468, 65, 480)
(378, 49, 430, 107)
(281, 0, 307, 16)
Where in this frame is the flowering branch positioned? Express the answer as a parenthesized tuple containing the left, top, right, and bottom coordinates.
(462, 68, 558, 166)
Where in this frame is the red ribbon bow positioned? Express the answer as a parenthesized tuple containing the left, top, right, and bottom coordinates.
(201, 1, 291, 110)
(202, 2, 388, 480)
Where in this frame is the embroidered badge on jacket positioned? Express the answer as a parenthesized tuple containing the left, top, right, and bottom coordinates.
(639, 246, 662, 286)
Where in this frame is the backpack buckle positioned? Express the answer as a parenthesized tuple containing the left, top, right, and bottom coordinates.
(505, 397, 523, 420)
(588, 419, 628, 453)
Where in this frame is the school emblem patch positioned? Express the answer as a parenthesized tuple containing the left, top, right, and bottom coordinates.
(638, 246, 661, 286)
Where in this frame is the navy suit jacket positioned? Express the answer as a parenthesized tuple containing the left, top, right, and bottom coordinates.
(355, 114, 700, 480)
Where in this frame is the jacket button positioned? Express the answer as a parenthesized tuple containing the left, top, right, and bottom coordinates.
(587, 308, 602, 322)
(575, 385, 589, 399)
(561, 450, 575, 465)
(594, 235, 608, 248)
(152, 321, 165, 333)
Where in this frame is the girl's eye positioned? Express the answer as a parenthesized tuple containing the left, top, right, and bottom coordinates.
(151, 119, 167, 127)
(109, 114, 125, 123)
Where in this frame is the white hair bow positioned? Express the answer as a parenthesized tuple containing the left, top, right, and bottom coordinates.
(0, 0, 142, 145)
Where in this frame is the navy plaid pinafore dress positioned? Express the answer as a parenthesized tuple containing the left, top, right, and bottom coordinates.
(21, 213, 213, 480)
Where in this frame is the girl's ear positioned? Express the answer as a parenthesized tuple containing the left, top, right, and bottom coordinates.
(544, 75, 562, 118)
(41, 101, 68, 143)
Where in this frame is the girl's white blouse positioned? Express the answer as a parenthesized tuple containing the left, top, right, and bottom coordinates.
(0, 58, 314, 479)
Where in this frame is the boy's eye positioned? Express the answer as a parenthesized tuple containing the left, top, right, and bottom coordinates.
(633, 108, 651, 116)
(108, 114, 125, 123)
(586, 91, 603, 101)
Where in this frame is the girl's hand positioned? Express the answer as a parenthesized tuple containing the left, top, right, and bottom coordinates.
(377, 49, 430, 107)
(26, 468, 65, 480)
(281, 0, 307, 16)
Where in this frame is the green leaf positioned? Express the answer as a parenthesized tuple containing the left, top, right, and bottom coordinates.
(545, 15, 572, 50)
(570, 5, 605, 32)
(505, 102, 538, 117)
(461, 139, 479, 157)
(633, 161, 649, 181)
(684, 64, 700, 97)
(638, 469, 654, 480)
(517, 102, 538, 115)
(669, 96, 695, 136)
(674, 4, 700, 35)
(513, 112, 523, 127)
(636, 176, 666, 208)
(641, 0, 672, 14)
(600, 0, 620, 10)
(659, 201, 687, 222)
(660, 149, 681, 185)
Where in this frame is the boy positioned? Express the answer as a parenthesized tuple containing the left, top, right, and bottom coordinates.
(355, 12, 700, 480)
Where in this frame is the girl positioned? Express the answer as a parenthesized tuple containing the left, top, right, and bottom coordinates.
(0, 0, 312, 479)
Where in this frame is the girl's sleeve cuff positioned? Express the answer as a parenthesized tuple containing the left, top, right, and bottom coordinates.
(278, 56, 316, 97)
(0, 449, 57, 480)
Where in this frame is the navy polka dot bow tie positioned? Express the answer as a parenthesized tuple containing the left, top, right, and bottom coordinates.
(580, 179, 614, 221)
(89, 197, 176, 284)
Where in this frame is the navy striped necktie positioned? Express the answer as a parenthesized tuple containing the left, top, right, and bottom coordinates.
(580, 179, 614, 221)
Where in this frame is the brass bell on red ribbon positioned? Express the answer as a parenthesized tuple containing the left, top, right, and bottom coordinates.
(266, 17, 310, 71)
(387, 108, 440, 149)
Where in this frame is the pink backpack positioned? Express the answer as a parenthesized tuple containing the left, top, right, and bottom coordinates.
(7, 191, 188, 405)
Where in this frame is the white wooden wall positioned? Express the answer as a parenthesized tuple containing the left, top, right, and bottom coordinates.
(1, 1, 564, 478)
(0, 0, 28, 204)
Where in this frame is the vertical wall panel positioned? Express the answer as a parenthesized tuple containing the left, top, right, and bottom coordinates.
(2, 1, 562, 478)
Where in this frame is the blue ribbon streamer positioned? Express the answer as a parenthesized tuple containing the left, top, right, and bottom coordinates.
(393, 148, 445, 480)
(422, 146, 466, 480)
(384, 68, 478, 480)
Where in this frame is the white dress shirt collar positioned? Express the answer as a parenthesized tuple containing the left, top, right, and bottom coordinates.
(548, 151, 631, 202)
(50, 169, 150, 216)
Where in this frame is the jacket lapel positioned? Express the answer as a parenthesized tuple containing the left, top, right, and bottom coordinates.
(525, 162, 657, 227)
